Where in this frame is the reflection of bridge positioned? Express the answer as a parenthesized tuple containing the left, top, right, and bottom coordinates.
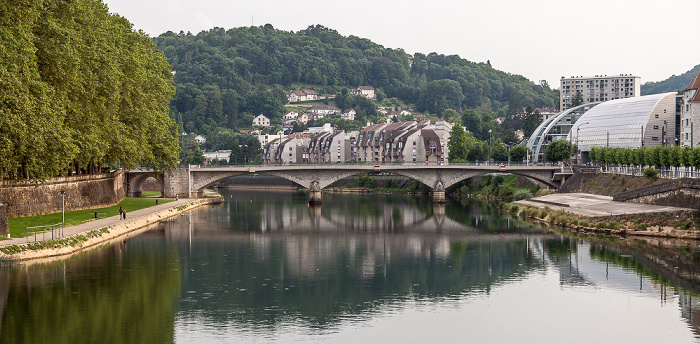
(127, 164, 566, 203)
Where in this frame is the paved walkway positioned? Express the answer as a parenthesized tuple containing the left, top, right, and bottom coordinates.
(515, 193, 691, 217)
(0, 198, 196, 247)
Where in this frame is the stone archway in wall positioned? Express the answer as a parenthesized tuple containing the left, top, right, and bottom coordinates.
(126, 172, 162, 197)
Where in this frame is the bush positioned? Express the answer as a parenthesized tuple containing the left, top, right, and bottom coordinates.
(512, 189, 534, 201)
(510, 205, 519, 213)
(579, 220, 589, 227)
(676, 221, 691, 230)
(644, 168, 659, 179)
(532, 183, 541, 194)
(498, 185, 514, 199)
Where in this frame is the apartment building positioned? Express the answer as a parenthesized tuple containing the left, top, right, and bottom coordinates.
(560, 74, 640, 110)
(681, 71, 700, 146)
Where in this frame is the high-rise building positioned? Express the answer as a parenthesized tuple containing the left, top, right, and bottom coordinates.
(560, 74, 641, 110)
(680, 71, 700, 147)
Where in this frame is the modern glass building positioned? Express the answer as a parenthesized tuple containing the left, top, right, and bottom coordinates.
(573, 93, 678, 159)
(526, 102, 600, 163)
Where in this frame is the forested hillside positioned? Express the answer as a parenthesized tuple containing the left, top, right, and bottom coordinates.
(0, 0, 180, 180)
(153, 24, 559, 134)
(641, 64, 700, 95)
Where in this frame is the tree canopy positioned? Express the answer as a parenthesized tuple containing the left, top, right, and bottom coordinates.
(0, 0, 179, 180)
(153, 24, 559, 134)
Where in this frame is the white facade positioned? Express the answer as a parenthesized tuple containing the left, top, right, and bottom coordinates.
(681, 72, 700, 147)
(560, 74, 641, 110)
(252, 114, 271, 127)
(203, 150, 231, 163)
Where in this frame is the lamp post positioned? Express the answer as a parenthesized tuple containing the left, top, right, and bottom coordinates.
(488, 129, 492, 164)
(59, 187, 65, 237)
(575, 122, 589, 165)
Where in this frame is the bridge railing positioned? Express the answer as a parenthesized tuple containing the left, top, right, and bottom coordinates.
(192, 160, 560, 168)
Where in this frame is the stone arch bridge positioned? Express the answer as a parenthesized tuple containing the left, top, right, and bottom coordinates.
(127, 164, 568, 203)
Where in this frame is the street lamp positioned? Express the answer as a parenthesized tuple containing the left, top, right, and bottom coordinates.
(575, 122, 589, 165)
(488, 129, 492, 164)
(59, 187, 65, 237)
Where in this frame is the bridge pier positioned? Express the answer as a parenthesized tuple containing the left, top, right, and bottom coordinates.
(431, 181, 446, 203)
(128, 190, 143, 198)
(309, 181, 323, 204)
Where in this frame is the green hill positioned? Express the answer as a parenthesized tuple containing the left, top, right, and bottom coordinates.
(153, 24, 559, 134)
(641, 64, 700, 95)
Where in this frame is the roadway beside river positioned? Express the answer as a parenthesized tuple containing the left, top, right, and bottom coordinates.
(0, 196, 221, 263)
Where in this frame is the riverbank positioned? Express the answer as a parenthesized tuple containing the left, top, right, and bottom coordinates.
(0, 196, 222, 263)
(509, 193, 700, 240)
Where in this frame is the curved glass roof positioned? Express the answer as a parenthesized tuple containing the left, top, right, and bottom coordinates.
(526, 102, 600, 162)
(573, 92, 677, 151)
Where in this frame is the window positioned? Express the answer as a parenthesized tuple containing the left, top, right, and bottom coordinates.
(652, 137, 659, 141)
(653, 125, 659, 130)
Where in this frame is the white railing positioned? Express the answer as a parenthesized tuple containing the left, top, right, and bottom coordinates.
(601, 165, 700, 179)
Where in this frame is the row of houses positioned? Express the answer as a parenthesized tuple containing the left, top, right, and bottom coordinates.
(261, 120, 453, 165)
(287, 86, 375, 103)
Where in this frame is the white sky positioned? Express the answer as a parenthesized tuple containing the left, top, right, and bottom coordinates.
(102, 0, 700, 88)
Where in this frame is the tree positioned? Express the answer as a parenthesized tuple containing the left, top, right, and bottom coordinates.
(544, 140, 571, 162)
(491, 140, 508, 162)
(571, 91, 584, 107)
(447, 123, 468, 163)
(522, 106, 542, 138)
(509, 145, 529, 162)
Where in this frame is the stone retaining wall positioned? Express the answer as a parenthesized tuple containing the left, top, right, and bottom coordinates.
(613, 178, 700, 208)
(0, 171, 126, 218)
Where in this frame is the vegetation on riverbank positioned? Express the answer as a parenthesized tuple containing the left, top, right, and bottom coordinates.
(451, 174, 547, 202)
(7, 197, 174, 238)
(499, 202, 700, 238)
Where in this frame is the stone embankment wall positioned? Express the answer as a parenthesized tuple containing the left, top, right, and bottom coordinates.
(0, 171, 126, 218)
(0, 193, 8, 237)
(613, 178, 700, 208)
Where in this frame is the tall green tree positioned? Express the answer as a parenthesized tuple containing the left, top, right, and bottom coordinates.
(544, 140, 571, 162)
(447, 123, 468, 163)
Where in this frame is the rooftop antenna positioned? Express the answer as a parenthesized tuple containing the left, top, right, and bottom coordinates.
(251, 14, 254, 27)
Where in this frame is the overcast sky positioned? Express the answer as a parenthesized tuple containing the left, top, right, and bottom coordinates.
(102, 0, 699, 88)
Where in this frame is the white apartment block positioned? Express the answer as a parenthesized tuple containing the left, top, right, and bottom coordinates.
(560, 74, 640, 110)
(681, 71, 700, 146)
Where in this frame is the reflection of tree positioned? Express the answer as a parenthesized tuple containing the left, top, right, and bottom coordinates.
(175, 236, 545, 326)
(0, 242, 181, 344)
(445, 198, 539, 233)
(588, 243, 700, 295)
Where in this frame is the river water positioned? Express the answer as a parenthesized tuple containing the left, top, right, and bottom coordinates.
(1, 190, 700, 343)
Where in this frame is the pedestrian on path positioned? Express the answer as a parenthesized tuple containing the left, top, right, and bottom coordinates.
(122, 209, 126, 220)
(119, 207, 123, 220)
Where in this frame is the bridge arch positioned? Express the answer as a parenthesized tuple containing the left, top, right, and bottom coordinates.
(126, 172, 162, 197)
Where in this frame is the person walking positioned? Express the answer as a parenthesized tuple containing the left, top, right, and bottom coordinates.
(119, 207, 123, 220)
(122, 209, 126, 220)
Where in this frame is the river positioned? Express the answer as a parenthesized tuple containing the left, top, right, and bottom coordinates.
(1, 190, 699, 343)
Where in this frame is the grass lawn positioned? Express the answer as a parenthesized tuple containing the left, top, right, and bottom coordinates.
(7, 197, 174, 239)
(141, 191, 161, 197)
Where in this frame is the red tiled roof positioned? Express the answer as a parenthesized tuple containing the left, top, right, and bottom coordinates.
(684, 71, 700, 92)
(685, 71, 700, 102)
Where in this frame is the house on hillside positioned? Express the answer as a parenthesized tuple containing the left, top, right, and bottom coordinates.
(341, 109, 356, 121)
(194, 135, 207, 144)
(252, 114, 271, 127)
(308, 105, 341, 116)
(351, 86, 376, 99)
(287, 89, 319, 103)
(302, 89, 318, 101)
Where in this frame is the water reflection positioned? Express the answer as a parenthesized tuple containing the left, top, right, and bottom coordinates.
(0, 190, 699, 343)
(0, 241, 181, 344)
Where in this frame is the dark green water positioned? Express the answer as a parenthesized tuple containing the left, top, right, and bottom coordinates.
(1, 190, 699, 343)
